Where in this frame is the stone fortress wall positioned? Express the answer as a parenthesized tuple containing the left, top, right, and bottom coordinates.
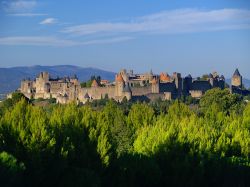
(131, 86, 152, 96)
(19, 68, 248, 104)
(79, 86, 115, 100)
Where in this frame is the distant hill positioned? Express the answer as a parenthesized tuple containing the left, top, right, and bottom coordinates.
(243, 79, 250, 89)
(226, 78, 250, 89)
(0, 65, 116, 94)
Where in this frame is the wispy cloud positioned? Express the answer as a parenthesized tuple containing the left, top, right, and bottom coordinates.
(2, 0, 37, 13)
(0, 36, 133, 47)
(62, 8, 250, 36)
(0, 36, 76, 47)
(8, 13, 47, 17)
(81, 36, 134, 45)
(40, 18, 58, 25)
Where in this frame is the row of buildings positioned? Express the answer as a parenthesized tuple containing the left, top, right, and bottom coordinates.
(19, 68, 249, 104)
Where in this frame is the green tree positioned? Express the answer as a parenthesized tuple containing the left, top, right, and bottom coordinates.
(0, 151, 25, 186)
(200, 88, 243, 115)
(127, 103, 155, 131)
(96, 101, 133, 165)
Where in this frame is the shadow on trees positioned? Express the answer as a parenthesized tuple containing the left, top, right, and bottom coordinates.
(3, 136, 249, 187)
(103, 142, 250, 187)
(0, 125, 103, 187)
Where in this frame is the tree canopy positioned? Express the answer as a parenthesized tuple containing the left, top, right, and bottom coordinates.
(0, 88, 249, 187)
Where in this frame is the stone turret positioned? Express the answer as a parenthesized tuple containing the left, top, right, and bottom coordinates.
(20, 79, 33, 98)
(218, 75, 225, 89)
(160, 73, 170, 82)
(115, 73, 125, 97)
(183, 74, 192, 96)
(173, 72, 182, 97)
(35, 72, 50, 98)
(38, 72, 49, 82)
(151, 77, 159, 93)
(70, 74, 79, 85)
(231, 68, 242, 88)
(208, 73, 214, 87)
(120, 69, 129, 82)
(91, 79, 99, 87)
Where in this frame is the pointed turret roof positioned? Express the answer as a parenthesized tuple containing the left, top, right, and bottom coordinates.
(151, 77, 157, 84)
(185, 74, 192, 79)
(208, 73, 213, 78)
(84, 93, 90, 99)
(116, 74, 124, 82)
(233, 68, 241, 77)
(150, 69, 153, 75)
(160, 73, 170, 82)
(91, 79, 99, 87)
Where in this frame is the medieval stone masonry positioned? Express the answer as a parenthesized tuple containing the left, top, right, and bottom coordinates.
(18, 69, 249, 104)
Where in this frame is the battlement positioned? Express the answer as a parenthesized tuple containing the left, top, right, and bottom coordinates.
(19, 68, 250, 104)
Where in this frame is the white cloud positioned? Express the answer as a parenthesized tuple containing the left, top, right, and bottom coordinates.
(2, 0, 37, 13)
(81, 36, 134, 45)
(62, 8, 250, 36)
(40, 18, 58, 25)
(0, 36, 76, 47)
(0, 36, 133, 47)
(8, 13, 47, 17)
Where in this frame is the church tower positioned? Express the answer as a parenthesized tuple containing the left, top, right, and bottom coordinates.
(231, 68, 242, 88)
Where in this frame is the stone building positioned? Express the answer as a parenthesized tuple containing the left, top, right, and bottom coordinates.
(231, 69, 250, 96)
(20, 71, 132, 104)
(19, 69, 229, 104)
(231, 69, 242, 88)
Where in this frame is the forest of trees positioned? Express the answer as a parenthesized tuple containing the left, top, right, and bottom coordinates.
(0, 88, 250, 187)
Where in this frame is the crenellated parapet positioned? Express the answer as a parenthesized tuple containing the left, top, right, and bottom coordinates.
(18, 68, 249, 104)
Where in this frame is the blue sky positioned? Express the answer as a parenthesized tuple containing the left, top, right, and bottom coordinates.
(0, 0, 250, 78)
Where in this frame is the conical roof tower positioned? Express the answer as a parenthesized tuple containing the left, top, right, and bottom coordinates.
(233, 68, 241, 77)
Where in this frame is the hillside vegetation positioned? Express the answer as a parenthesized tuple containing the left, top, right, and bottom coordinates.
(0, 88, 249, 187)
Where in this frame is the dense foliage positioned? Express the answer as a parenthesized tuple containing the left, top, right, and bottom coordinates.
(0, 88, 250, 187)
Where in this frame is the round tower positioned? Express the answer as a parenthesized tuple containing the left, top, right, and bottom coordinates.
(115, 73, 125, 97)
(151, 77, 159, 93)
